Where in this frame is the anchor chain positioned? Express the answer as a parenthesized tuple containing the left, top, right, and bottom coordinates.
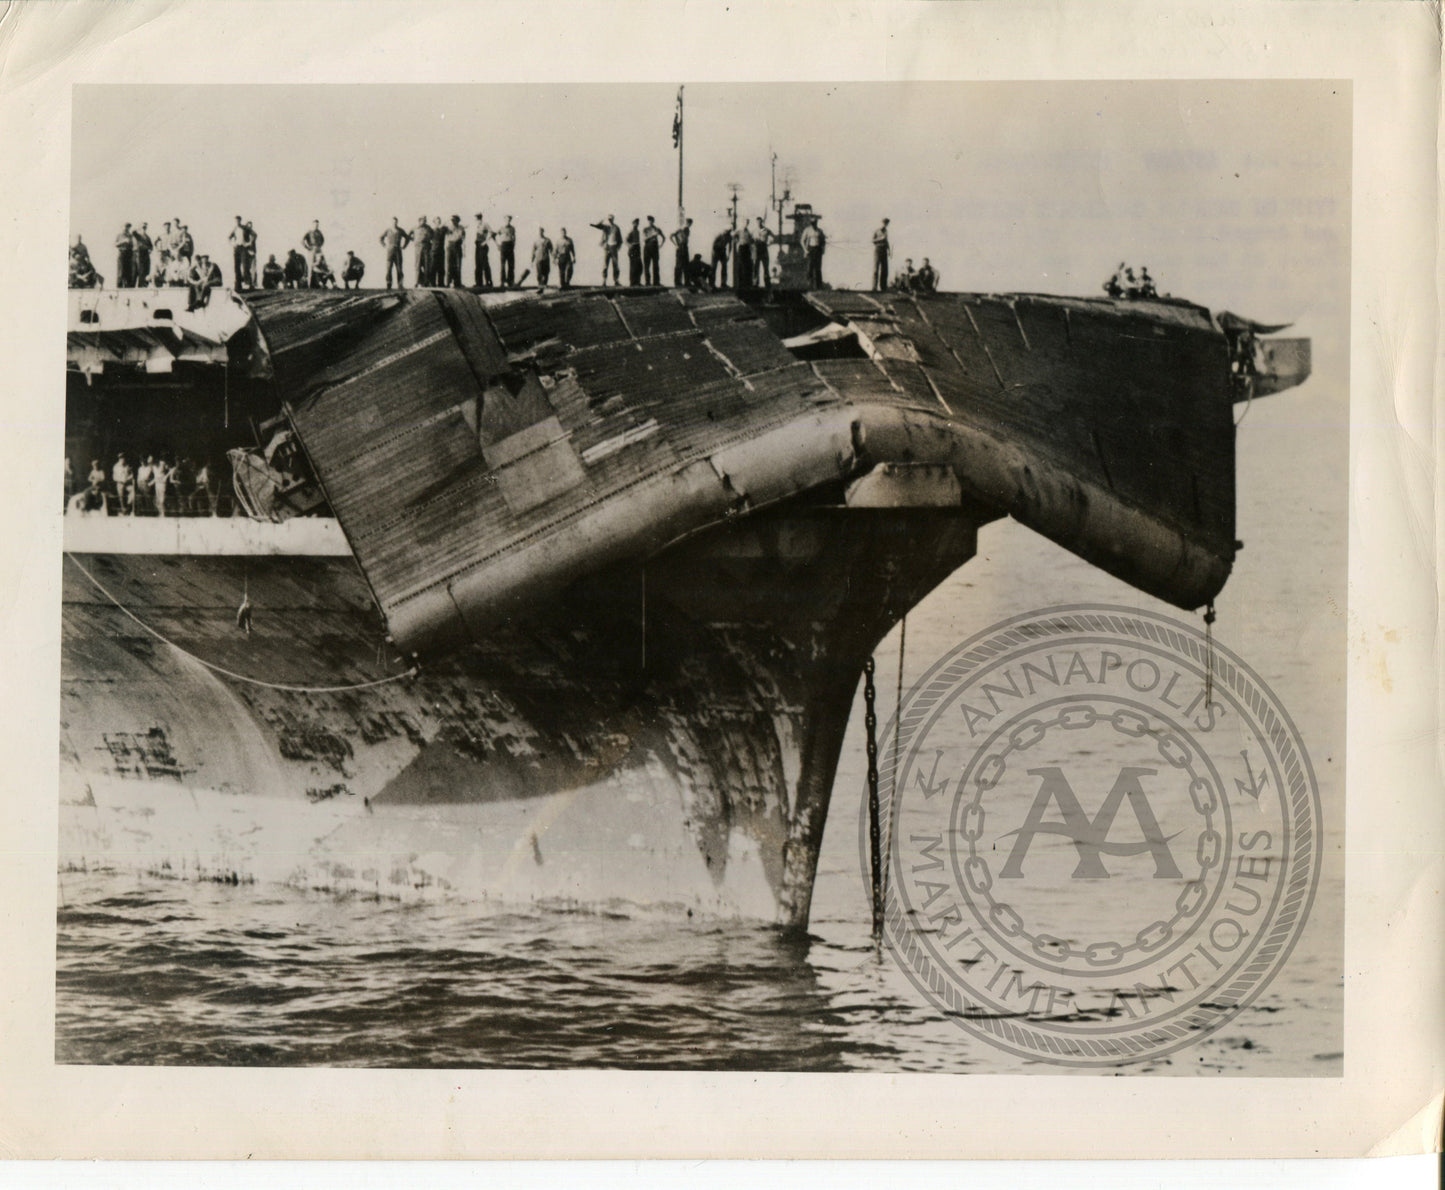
(1203, 601, 1217, 706)
(864, 656, 883, 942)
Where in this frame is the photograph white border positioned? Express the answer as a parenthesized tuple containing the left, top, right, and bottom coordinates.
(0, 0, 1438, 1162)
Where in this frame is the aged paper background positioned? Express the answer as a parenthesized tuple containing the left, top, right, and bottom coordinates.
(0, 0, 1438, 1161)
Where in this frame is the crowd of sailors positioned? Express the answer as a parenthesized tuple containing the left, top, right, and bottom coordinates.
(70, 213, 1170, 309)
(65, 452, 231, 518)
(67, 208, 965, 299)
(1102, 262, 1159, 300)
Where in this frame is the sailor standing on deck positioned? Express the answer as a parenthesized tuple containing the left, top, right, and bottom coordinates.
(413, 216, 432, 286)
(430, 217, 447, 286)
(111, 454, 134, 515)
(625, 219, 643, 286)
(801, 217, 825, 288)
(497, 216, 517, 288)
(134, 457, 154, 514)
(871, 218, 890, 291)
(243, 221, 259, 289)
(156, 222, 174, 271)
(591, 215, 622, 286)
(228, 216, 248, 288)
(153, 457, 172, 518)
(734, 220, 754, 293)
(473, 214, 494, 288)
(752, 217, 774, 288)
(670, 218, 693, 287)
(132, 223, 153, 287)
(445, 216, 466, 288)
(302, 220, 325, 266)
(115, 223, 135, 288)
(555, 228, 575, 289)
(710, 228, 731, 290)
(380, 217, 411, 288)
(532, 228, 553, 288)
(642, 216, 665, 285)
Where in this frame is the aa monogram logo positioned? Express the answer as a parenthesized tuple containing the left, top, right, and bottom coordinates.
(865, 605, 1321, 1067)
(1000, 766, 1181, 880)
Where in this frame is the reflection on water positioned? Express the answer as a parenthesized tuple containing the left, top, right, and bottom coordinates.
(55, 857, 1340, 1072)
(56, 873, 967, 1071)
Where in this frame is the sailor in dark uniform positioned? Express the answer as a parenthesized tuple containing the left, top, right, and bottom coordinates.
(133, 223, 154, 287)
(710, 229, 731, 290)
(497, 216, 517, 288)
(671, 218, 693, 287)
(261, 254, 285, 289)
(302, 220, 325, 265)
(428, 217, 447, 286)
(532, 228, 553, 288)
(473, 213, 494, 288)
(555, 229, 576, 289)
(915, 258, 938, 295)
(69, 236, 100, 288)
(243, 222, 259, 288)
(687, 253, 710, 290)
(413, 216, 432, 286)
(734, 221, 753, 294)
(342, 251, 366, 289)
(642, 216, 665, 285)
(187, 254, 222, 311)
(445, 216, 466, 288)
(283, 249, 309, 289)
(625, 219, 643, 286)
(115, 223, 135, 288)
(228, 216, 250, 289)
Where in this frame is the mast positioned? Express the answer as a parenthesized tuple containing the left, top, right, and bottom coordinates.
(770, 153, 777, 233)
(673, 86, 685, 223)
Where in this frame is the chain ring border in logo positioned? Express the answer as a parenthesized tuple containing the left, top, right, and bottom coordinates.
(949, 693, 1233, 979)
(907, 655, 1283, 1038)
(864, 603, 1324, 1067)
(884, 614, 1309, 1056)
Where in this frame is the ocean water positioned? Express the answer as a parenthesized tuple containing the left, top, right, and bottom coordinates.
(55, 387, 1345, 1073)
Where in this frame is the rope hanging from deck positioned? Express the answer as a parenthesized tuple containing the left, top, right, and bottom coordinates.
(64, 552, 419, 694)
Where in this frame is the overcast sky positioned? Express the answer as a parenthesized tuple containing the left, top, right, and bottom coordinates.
(71, 81, 1348, 379)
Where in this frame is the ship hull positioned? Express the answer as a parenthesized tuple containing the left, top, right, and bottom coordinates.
(61, 502, 983, 927)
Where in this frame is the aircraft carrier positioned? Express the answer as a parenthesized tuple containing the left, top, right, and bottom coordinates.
(59, 208, 1311, 929)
